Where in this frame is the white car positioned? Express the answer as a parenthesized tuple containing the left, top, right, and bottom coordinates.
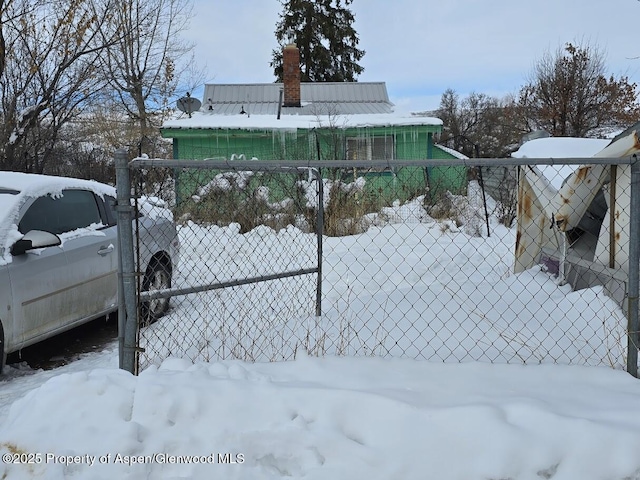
(0, 172, 179, 371)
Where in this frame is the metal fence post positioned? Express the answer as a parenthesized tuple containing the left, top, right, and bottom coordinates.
(627, 155, 640, 377)
(315, 167, 323, 317)
(115, 149, 138, 374)
(117, 228, 124, 369)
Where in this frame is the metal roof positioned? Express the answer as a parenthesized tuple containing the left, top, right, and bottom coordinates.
(202, 82, 394, 116)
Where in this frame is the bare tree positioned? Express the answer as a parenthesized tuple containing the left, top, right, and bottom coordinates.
(94, 0, 199, 158)
(0, 0, 12, 81)
(435, 89, 526, 158)
(0, 0, 120, 172)
(46, 98, 144, 182)
(517, 42, 640, 137)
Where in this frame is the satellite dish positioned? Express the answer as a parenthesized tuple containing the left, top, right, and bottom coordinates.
(177, 94, 202, 118)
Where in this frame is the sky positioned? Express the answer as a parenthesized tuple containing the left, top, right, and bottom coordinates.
(1, 179, 639, 479)
(182, 0, 640, 113)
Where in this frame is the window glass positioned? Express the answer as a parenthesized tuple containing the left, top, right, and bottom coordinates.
(346, 136, 394, 173)
(103, 195, 118, 226)
(346, 136, 394, 161)
(19, 189, 102, 235)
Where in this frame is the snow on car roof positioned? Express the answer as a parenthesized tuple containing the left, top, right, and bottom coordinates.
(0, 172, 115, 265)
(0, 171, 115, 197)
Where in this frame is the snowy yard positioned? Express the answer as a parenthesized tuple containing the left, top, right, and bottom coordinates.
(0, 193, 638, 479)
(141, 193, 627, 369)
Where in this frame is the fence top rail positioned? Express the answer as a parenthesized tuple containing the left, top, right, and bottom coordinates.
(128, 156, 639, 170)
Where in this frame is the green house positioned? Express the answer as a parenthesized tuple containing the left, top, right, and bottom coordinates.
(160, 44, 466, 205)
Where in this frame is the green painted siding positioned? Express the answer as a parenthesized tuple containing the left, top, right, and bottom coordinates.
(161, 124, 466, 204)
(428, 145, 467, 196)
(165, 129, 296, 160)
(161, 125, 443, 161)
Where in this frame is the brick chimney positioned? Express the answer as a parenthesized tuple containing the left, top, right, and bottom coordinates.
(282, 43, 301, 107)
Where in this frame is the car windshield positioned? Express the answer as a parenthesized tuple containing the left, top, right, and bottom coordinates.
(0, 189, 22, 249)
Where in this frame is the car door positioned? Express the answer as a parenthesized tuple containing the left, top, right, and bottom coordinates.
(6, 233, 69, 348)
(53, 190, 118, 329)
(9, 189, 117, 345)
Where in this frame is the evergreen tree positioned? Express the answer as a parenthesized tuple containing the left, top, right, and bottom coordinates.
(271, 0, 365, 82)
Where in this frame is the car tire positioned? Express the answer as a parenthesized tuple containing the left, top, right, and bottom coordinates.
(140, 257, 171, 326)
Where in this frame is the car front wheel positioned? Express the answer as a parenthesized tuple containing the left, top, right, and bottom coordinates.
(140, 258, 171, 326)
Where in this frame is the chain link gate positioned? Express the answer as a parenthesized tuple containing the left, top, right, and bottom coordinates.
(116, 152, 640, 375)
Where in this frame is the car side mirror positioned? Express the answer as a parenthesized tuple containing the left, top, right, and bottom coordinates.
(11, 230, 62, 256)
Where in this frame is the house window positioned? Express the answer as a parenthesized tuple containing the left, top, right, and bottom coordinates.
(346, 135, 394, 173)
(346, 136, 394, 161)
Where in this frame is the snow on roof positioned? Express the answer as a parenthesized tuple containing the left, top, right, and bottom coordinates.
(165, 80, 442, 131)
(511, 137, 610, 159)
(162, 112, 443, 131)
(434, 144, 469, 160)
(512, 137, 611, 190)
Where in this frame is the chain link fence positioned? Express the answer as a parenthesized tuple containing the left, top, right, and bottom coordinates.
(115, 154, 640, 374)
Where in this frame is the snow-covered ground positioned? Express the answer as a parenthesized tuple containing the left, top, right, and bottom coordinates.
(140, 189, 626, 369)
(3, 356, 640, 480)
(0, 187, 638, 480)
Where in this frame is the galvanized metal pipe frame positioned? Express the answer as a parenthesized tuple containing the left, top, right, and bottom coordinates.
(628, 156, 640, 377)
(115, 150, 139, 374)
(316, 168, 324, 317)
(136, 167, 325, 317)
(129, 157, 636, 170)
(121, 155, 640, 375)
(119, 159, 325, 373)
(138, 269, 319, 301)
(117, 223, 124, 369)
